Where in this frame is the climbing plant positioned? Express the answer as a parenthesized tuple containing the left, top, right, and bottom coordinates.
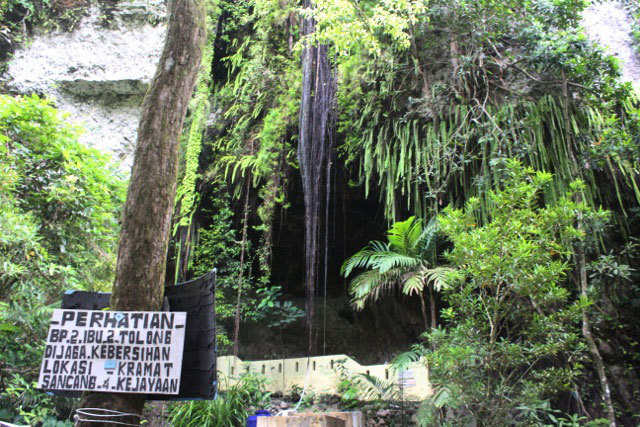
(169, 0, 301, 327)
(173, 0, 218, 284)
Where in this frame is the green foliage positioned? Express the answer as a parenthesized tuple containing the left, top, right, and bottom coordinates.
(215, 0, 299, 193)
(286, 384, 317, 410)
(167, 0, 639, 419)
(0, 0, 87, 48)
(167, 373, 271, 427)
(172, 0, 302, 330)
(0, 95, 124, 424)
(187, 182, 300, 352)
(172, 2, 218, 284)
(0, 95, 125, 288)
(333, 359, 398, 408)
(342, 216, 449, 317)
(175, 87, 209, 229)
(190, 183, 247, 351)
(303, 0, 427, 55)
(255, 285, 304, 329)
(412, 160, 608, 425)
(334, 360, 360, 409)
(335, 0, 639, 223)
(172, 0, 301, 303)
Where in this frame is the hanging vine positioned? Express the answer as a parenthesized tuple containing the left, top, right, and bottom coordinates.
(172, 0, 217, 284)
(334, 0, 640, 227)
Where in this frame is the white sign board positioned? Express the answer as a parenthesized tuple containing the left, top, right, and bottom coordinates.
(398, 369, 416, 388)
(38, 309, 186, 394)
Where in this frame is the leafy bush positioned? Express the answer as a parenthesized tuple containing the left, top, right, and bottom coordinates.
(0, 0, 87, 42)
(410, 160, 607, 426)
(333, 359, 398, 408)
(0, 94, 125, 290)
(0, 95, 124, 424)
(167, 372, 271, 427)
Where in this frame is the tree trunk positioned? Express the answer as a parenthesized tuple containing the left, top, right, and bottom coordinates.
(419, 291, 429, 330)
(429, 282, 437, 330)
(576, 247, 617, 426)
(76, 0, 206, 423)
(562, 74, 617, 427)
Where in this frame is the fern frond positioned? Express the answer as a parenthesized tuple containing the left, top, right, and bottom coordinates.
(390, 345, 425, 372)
(340, 240, 389, 277)
(353, 373, 400, 401)
(375, 252, 421, 273)
(387, 216, 422, 254)
(420, 266, 454, 292)
(349, 268, 404, 309)
(401, 273, 424, 296)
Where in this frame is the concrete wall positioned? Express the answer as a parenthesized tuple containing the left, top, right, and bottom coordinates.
(216, 354, 432, 401)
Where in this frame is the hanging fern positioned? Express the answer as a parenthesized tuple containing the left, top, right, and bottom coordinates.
(171, 4, 218, 283)
(343, 92, 640, 228)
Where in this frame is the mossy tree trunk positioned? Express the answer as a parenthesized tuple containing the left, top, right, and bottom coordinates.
(77, 0, 206, 424)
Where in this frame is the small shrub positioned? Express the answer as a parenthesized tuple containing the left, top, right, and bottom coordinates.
(168, 373, 271, 427)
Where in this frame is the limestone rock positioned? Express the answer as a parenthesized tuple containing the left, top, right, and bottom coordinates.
(1, 0, 167, 169)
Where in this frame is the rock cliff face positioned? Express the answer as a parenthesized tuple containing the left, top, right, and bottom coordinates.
(3, 1, 639, 171)
(582, 2, 640, 86)
(1, 0, 167, 169)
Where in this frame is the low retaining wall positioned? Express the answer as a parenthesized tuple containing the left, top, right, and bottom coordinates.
(216, 354, 431, 401)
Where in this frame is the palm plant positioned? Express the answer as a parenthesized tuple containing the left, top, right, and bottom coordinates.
(340, 216, 450, 330)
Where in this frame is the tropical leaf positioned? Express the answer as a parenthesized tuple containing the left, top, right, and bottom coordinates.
(390, 342, 427, 372)
(401, 273, 424, 296)
(417, 216, 441, 263)
(340, 240, 389, 277)
(343, 216, 450, 315)
(420, 266, 453, 292)
(387, 216, 422, 254)
(375, 252, 421, 274)
(349, 267, 405, 309)
(353, 373, 400, 401)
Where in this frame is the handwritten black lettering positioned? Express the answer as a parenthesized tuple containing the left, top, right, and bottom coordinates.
(61, 311, 74, 326)
(75, 311, 87, 327)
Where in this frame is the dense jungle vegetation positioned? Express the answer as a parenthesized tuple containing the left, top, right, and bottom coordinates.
(1, 0, 640, 425)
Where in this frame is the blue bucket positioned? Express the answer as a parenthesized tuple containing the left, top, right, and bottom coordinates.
(246, 410, 271, 427)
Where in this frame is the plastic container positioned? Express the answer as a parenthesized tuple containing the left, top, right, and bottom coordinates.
(246, 409, 271, 427)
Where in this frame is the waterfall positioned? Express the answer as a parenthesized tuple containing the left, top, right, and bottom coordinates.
(298, 0, 336, 355)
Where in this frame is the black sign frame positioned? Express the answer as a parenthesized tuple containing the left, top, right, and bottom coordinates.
(47, 270, 217, 400)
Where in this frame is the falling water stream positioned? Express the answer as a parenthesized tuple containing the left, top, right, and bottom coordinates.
(298, 0, 337, 355)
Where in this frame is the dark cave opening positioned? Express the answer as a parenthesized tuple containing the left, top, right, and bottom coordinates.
(175, 147, 430, 362)
(269, 163, 388, 299)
